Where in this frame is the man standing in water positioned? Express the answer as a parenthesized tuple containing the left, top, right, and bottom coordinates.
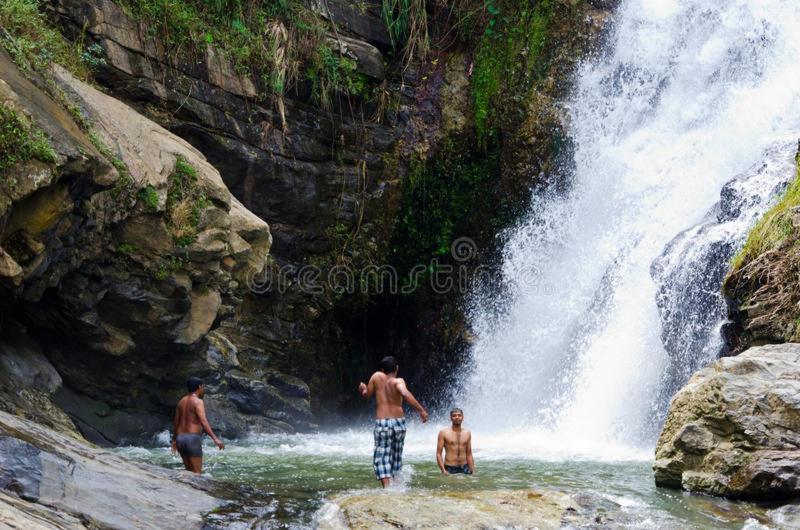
(358, 356, 429, 487)
(436, 408, 474, 475)
(171, 377, 225, 473)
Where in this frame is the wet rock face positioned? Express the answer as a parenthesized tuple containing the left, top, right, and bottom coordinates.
(650, 145, 795, 412)
(654, 343, 800, 499)
(0, 410, 222, 529)
(50, 0, 415, 409)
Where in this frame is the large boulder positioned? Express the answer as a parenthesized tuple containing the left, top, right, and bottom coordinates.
(0, 46, 316, 443)
(0, 410, 222, 529)
(654, 343, 800, 499)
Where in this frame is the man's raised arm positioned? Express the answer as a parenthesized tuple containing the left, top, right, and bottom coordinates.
(358, 373, 376, 399)
(196, 400, 225, 450)
(396, 380, 428, 422)
(436, 430, 448, 474)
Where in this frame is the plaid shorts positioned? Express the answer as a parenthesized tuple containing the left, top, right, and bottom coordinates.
(373, 417, 407, 480)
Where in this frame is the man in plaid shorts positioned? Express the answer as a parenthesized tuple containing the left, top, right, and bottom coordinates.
(359, 356, 429, 487)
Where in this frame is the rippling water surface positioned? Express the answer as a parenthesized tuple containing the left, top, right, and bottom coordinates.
(120, 426, 776, 528)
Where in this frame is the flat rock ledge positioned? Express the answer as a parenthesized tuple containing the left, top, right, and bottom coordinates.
(314, 488, 638, 529)
(654, 343, 800, 499)
(0, 410, 222, 529)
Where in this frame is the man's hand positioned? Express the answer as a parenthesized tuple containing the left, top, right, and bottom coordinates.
(419, 409, 429, 423)
(215, 439, 225, 450)
(441, 469, 449, 475)
(170, 441, 177, 455)
(358, 382, 367, 397)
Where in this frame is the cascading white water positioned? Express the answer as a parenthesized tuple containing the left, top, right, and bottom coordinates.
(462, 0, 800, 457)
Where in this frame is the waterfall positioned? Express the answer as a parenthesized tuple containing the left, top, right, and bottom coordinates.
(461, 0, 800, 456)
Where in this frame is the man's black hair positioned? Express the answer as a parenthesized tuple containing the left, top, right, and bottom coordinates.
(380, 356, 398, 373)
(450, 408, 463, 415)
(187, 377, 203, 393)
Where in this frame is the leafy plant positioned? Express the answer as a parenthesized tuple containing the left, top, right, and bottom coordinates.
(165, 155, 208, 244)
(0, 104, 56, 178)
(0, 0, 90, 78)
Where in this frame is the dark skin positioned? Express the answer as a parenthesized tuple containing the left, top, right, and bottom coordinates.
(358, 366, 428, 487)
(436, 410, 474, 474)
(171, 384, 224, 473)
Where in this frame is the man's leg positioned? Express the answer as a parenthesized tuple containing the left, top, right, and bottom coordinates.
(180, 453, 192, 471)
(391, 425, 406, 478)
(189, 456, 203, 474)
(374, 423, 392, 488)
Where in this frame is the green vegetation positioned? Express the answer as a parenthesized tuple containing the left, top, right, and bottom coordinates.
(154, 255, 185, 280)
(119, 0, 370, 107)
(390, 141, 499, 272)
(307, 45, 368, 108)
(117, 242, 136, 254)
(729, 154, 800, 273)
(165, 155, 208, 245)
(381, 0, 429, 63)
(0, 0, 93, 77)
(471, 0, 555, 142)
(88, 130, 134, 197)
(0, 104, 56, 177)
(138, 185, 160, 211)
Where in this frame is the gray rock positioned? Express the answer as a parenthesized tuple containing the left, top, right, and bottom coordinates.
(315, 488, 641, 529)
(0, 437, 42, 501)
(654, 343, 800, 499)
(0, 410, 222, 529)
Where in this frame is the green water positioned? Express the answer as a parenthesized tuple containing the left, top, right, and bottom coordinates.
(119, 428, 776, 529)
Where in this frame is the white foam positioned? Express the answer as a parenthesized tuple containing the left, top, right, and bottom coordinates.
(461, 0, 800, 452)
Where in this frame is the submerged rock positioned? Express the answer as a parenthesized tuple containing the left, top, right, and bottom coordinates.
(654, 343, 800, 499)
(0, 410, 222, 529)
(316, 488, 633, 529)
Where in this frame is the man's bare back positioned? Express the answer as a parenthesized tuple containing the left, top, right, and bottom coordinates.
(365, 372, 406, 419)
(171, 378, 224, 474)
(175, 395, 204, 434)
(358, 357, 428, 487)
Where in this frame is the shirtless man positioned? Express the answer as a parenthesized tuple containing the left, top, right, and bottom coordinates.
(171, 377, 225, 474)
(436, 408, 474, 475)
(358, 356, 429, 487)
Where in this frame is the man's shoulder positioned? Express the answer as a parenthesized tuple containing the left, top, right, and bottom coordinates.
(370, 371, 386, 379)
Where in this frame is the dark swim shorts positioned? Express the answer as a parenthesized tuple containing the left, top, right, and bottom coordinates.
(176, 433, 203, 458)
(445, 464, 472, 475)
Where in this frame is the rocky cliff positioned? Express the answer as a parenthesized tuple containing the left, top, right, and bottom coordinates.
(0, 0, 614, 446)
(655, 150, 800, 499)
(723, 149, 800, 352)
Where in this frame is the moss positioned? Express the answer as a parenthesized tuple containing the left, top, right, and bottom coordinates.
(138, 185, 159, 211)
(154, 255, 185, 280)
(729, 153, 800, 274)
(117, 242, 136, 254)
(471, 0, 556, 143)
(0, 0, 91, 78)
(390, 141, 499, 274)
(87, 130, 133, 197)
(0, 104, 56, 178)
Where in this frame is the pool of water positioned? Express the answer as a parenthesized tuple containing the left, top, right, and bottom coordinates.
(118, 425, 777, 528)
